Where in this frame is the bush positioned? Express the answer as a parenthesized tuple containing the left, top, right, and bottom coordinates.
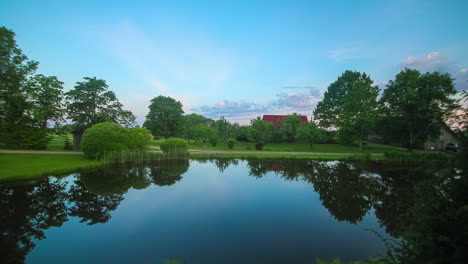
(227, 139, 235, 149)
(128, 127, 152, 151)
(81, 122, 130, 159)
(209, 135, 218, 147)
(2, 126, 51, 150)
(255, 142, 264, 150)
(160, 138, 188, 154)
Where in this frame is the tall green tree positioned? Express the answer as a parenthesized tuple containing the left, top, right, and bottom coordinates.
(215, 116, 231, 141)
(337, 80, 379, 149)
(281, 113, 301, 143)
(143, 95, 184, 139)
(249, 117, 274, 145)
(27, 74, 65, 129)
(313, 70, 373, 128)
(65, 77, 136, 149)
(379, 68, 458, 150)
(298, 122, 324, 148)
(182, 113, 213, 140)
(0, 26, 53, 149)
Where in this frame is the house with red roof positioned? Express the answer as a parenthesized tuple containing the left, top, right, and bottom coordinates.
(262, 115, 308, 129)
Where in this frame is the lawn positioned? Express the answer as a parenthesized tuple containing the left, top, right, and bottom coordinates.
(151, 139, 407, 153)
(47, 133, 74, 151)
(0, 154, 105, 181)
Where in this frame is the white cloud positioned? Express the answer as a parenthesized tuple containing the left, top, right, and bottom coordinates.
(402, 52, 449, 72)
(401, 52, 467, 90)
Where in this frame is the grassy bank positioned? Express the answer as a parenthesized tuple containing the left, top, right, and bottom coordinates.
(151, 139, 407, 153)
(0, 153, 105, 181)
(189, 153, 384, 160)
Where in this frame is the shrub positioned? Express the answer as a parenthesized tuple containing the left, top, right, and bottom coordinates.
(2, 126, 51, 150)
(209, 135, 218, 147)
(160, 138, 188, 154)
(81, 122, 130, 159)
(128, 127, 152, 151)
(255, 142, 264, 150)
(227, 138, 235, 149)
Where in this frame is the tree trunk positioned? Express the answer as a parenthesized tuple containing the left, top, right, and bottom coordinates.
(72, 131, 83, 150)
(409, 129, 414, 151)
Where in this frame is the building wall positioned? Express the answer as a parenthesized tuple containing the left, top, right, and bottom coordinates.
(424, 127, 455, 150)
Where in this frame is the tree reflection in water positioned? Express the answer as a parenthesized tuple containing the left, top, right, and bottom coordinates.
(0, 159, 189, 264)
(1, 158, 465, 263)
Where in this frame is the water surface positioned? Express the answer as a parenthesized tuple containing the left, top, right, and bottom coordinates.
(1, 159, 436, 264)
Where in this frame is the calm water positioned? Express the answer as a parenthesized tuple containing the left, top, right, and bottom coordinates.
(0, 159, 439, 264)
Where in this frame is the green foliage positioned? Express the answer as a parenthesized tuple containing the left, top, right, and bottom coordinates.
(2, 126, 51, 150)
(143, 96, 184, 139)
(81, 122, 130, 159)
(215, 116, 231, 141)
(128, 127, 152, 151)
(27, 74, 65, 128)
(182, 113, 213, 140)
(159, 138, 189, 154)
(65, 77, 136, 149)
(64, 136, 73, 150)
(379, 68, 458, 150)
(0, 26, 55, 149)
(314, 70, 373, 128)
(298, 122, 325, 147)
(249, 117, 274, 144)
(192, 125, 217, 144)
(227, 138, 235, 149)
(337, 80, 379, 149)
(281, 113, 301, 143)
(209, 134, 218, 146)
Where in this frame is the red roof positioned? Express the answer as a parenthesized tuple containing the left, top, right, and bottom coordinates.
(262, 115, 308, 129)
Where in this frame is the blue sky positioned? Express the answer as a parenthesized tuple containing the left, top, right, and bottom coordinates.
(1, 0, 467, 124)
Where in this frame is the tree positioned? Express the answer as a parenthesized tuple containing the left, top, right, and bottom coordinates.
(0, 26, 45, 149)
(281, 113, 301, 143)
(336, 80, 379, 149)
(298, 122, 324, 148)
(65, 77, 136, 149)
(313, 71, 373, 128)
(27, 74, 65, 129)
(379, 68, 458, 150)
(182, 113, 213, 140)
(249, 117, 274, 145)
(215, 116, 231, 141)
(143, 96, 184, 139)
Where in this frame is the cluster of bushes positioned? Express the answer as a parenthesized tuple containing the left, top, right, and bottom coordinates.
(81, 122, 152, 159)
(160, 138, 188, 154)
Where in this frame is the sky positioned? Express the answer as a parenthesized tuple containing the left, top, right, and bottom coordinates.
(1, 0, 467, 124)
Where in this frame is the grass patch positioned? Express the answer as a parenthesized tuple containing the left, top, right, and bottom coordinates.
(151, 139, 408, 153)
(189, 153, 384, 160)
(0, 153, 105, 181)
(46, 133, 75, 151)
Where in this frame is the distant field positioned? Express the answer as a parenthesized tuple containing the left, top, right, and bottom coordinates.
(150, 139, 408, 153)
(47, 134, 74, 151)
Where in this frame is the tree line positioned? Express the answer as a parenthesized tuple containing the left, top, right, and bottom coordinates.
(0, 27, 136, 150)
(1, 25, 466, 151)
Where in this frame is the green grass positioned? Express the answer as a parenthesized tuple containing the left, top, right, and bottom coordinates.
(189, 153, 385, 160)
(0, 153, 105, 181)
(152, 139, 407, 153)
(46, 134, 74, 151)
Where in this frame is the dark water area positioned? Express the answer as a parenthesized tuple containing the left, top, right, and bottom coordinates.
(0, 159, 463, 264)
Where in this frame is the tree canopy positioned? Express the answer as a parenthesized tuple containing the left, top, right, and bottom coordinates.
(143, 95, 184, 139)
(379, 68, 458, 149)
(313, 70, 373, 128)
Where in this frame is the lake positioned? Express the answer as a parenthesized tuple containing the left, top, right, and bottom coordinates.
(0, 159, 448, 264)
